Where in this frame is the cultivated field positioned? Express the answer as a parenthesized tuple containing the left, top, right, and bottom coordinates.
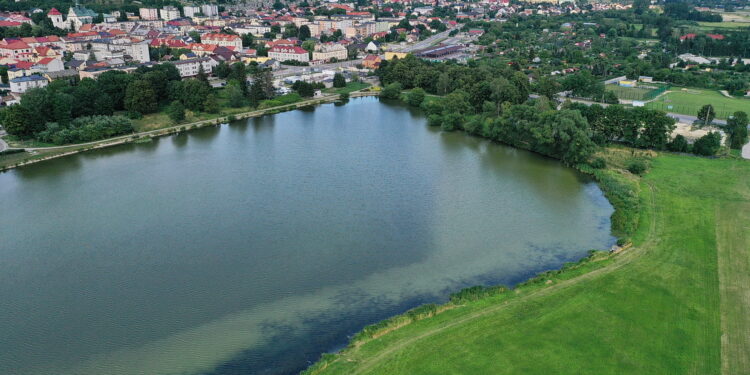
(307, 152, 750, 375)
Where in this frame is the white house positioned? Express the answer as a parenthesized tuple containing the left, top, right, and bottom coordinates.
(183, 6, 201, 18)
(10, 74, 48, 93)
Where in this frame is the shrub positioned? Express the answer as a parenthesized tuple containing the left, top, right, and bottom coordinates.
(667, 134, 689, 152)
(590, 157, 606, 169)
(626, 158, 648, 175)
(380, 82, 402, 99)
(693, 131, 722, 156)
(407, 88, 426, 107)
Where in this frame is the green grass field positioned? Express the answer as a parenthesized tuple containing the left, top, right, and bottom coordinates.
(323, 82, 371, 95)
(646, 88, 750, 119)
(698, 21, 750, 29)
(307, 152, 750, 375)
(606, 84, 660, 100)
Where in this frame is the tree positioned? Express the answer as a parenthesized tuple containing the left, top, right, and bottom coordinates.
(166, 101, 185, 123)
(697, 104, 715, 127)
(180, 79, 212, 111)
(226, 82, 246, 108)
(196, 64, 208, 83)
(333, 73, 346, 88)
(727, 111, 748, 149)
(381, 82, 402, 99)
(693, 131, 722, 156)
(124, 80, 158, 114)
(242, 33, 255, 48)
(299, 25, 311, 40)
(2, 105, 31, 138)
(189, 31, 201, 44)
(536, 76, 561, 100)
(407, 88, 426, 107)
(203, 94, 220, 114)
(668, 134, 690, 152)
(214, 61, 231, 79)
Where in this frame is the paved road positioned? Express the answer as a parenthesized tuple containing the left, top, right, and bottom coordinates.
(0, 130, 8, 152)
(743, 140, 750, 159)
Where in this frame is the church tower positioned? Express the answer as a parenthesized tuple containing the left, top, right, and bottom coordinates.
(47, 8, 66, 29)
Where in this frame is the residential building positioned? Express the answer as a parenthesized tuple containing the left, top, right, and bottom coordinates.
(312, 43, 347, 62)
(268, 45, 309, 63)
(201, 33, 242, 50)
(160, 6, 181, 21)
(201, 4, 219, 17)
(362, 54, 382, 69)
(139, 8, 159, 21)
(10, 74, 48, 93)
(171, 57, 218, 77)
(183, 6, 201, 18)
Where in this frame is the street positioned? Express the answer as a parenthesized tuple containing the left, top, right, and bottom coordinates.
(0, 129, 8, 152)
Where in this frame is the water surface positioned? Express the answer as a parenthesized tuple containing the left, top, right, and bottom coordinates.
(0, 98, 614, 374)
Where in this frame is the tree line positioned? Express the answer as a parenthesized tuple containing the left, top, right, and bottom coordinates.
(378, 55, 735, 163)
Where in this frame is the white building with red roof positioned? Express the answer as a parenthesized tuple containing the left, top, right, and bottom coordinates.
(47, 8, 66, 29)
(268, 45, 309, 63)
(201, 33, 242, 50)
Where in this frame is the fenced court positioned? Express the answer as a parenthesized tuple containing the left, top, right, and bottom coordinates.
(645, 88, 750, 119)
(605, 83, 669, 101)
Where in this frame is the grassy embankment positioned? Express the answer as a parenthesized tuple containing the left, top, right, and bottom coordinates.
(646, 88, 750, 119)
(305, 149, 750, 375)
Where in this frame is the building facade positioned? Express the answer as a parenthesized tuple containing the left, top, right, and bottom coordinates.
(139, 8, 159, 21)
(201, 33, 242, 50)
(268, 46, 309, 63)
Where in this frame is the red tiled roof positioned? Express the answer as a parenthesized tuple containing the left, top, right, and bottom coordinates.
(202, 33, 241, 42)
(707, 33, 725, 40)
(0, 41, 30, 50)
(37, 57, 56, 65)
(0, 21, 22, 27)
(48, 8, 62, 16)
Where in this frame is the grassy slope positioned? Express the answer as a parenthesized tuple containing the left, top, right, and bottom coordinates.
(646, 88, 750, 119)
(309, 153, 750, 375)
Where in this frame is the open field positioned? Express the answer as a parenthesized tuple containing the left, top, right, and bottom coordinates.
(307, 152, 750, 375)
(323, 81, 371, 95)
(646, 88, 750, 119)
(698, 21, 750, 29)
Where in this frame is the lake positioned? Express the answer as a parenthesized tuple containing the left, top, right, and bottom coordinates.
(0, 97, 614, 374)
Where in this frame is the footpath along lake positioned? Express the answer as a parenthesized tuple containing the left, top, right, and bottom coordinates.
(0, 97, 615, 374)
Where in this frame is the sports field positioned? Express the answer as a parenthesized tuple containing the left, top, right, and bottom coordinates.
(647, 88, 750, 119)
(306, 151, 750, 375)
(605, 84, 653, 100)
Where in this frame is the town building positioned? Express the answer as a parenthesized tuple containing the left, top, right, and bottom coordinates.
(201, 4, 219, 17)
(312, 43, 348, 62)
(171, 57, 218, 77)
(139, 8, 159, 21)
(268, 45, 310, 63)
(183, 6, 201, 18)
(67, 5, 98, 31)
(201, 33, 242, 50)
(47, 8, 66, 29)
(160, 6, 181, 21)
(10, 74, 48, 93)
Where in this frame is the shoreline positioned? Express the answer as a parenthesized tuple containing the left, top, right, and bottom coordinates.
(0, 91, 379, 173)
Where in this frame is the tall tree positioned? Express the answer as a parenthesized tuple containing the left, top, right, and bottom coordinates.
(727, 111, 748, 149)
(124, 80, 158, 114)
